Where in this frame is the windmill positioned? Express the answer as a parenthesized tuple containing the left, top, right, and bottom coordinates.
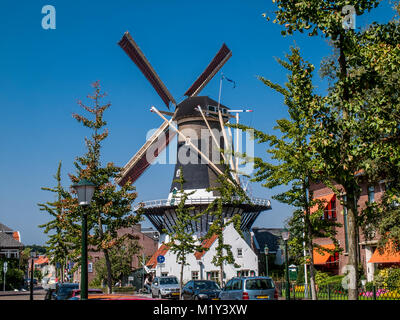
(116, 31, 271, 238)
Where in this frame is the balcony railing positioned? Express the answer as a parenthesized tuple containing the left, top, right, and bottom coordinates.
(134, 197, 271, 211)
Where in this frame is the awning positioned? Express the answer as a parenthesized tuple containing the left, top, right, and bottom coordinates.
(313, 244, 336, 265)
(309, 194, 335, 214)
(368, 243, 400, 264)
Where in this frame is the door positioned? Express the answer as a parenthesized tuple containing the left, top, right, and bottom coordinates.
(230, 279, 242, 300)
(182, 281, 193, 300)
(219, 279, 233, 300)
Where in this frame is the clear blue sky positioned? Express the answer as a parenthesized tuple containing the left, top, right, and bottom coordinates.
(0, 1, 394, 245)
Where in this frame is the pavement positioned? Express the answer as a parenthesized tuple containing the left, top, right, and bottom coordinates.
(0, 287, 47, 300)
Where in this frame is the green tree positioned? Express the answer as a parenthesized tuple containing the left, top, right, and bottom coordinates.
(93, 238, 140, 288)
(235, 47, 341, 299)
(38, 161, 76, 280)
(163, 169, 207, 299)
(203, 168, 247, 286)
(65, 81, 142, 293)
(268, 0, 398, 300)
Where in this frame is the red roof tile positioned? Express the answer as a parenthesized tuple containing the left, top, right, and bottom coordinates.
(12, 231, 20, 242)
(194, 234, 218, 260)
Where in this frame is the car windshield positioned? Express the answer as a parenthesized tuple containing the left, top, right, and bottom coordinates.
(194, 281, 220, 290)
(160, 277, 178, 285)
(58, 286, 78, 296)
(245, 279, 274, 290)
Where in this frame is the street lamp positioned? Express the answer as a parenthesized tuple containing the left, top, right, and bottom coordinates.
(264, 244, 269, 277)
(282, 229, 290, 300)
(30, 250, 37, 301)
(72, 178, 95, 301)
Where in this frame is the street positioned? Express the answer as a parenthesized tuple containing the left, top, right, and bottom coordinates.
(0, 287, 46, 300)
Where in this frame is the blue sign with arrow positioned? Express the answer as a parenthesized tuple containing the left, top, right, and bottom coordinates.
(157, 255, 165, 264)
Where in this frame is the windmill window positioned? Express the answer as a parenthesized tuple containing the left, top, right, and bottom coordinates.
(208, 105, 216, 112)
(237, 248, 243, 258)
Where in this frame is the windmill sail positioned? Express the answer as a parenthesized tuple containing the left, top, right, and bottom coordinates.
(184, 43, 232, 97)
(117, 120, 176, 186)
(118, 32, 176, 109)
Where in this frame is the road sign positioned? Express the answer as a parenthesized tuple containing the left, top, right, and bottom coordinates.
(289, 264, 298, 281)
(157, 255, 165, 264)
(3, 262, 7, 273)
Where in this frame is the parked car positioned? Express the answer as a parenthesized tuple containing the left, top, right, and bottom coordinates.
(151, 276, 180, 299)
(51, 283, 79, 300)
(68, 288, 104, 299)
(67, 288, 105, 300)
(219, 277, 278, 300)
(24, 278, 38, 286)
(70, 294, 160, 300)
(182, 280, 221, 300)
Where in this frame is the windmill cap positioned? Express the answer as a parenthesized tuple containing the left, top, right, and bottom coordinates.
(174, 96, 229, 121)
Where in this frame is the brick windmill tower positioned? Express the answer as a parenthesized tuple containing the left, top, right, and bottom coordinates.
(116, 32, 271, 243)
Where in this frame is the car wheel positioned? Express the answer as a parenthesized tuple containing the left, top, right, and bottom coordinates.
(194, 295, 199, 300)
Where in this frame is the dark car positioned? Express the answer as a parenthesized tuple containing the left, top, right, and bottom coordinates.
(51, 283, 79, 300)
(219, 277, 278, 300)
(182, 280, 221, 300)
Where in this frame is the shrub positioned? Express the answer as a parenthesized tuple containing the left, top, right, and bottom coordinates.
(315, 271, 330, 286)
(112, 286, 136, 294)
(374, 267, 400, 288)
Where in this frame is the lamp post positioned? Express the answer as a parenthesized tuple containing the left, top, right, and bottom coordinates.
(72, 178, 95, 301)
(264, 244, 269, 277)
(282, 229, 290, 300)
(30, 250, 37, 301)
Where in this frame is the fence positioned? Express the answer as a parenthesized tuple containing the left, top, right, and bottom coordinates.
(275, 281, 400, 300)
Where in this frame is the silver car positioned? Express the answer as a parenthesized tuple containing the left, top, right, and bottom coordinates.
(219, 276, 277, 300)
(151, 276, 180, 299)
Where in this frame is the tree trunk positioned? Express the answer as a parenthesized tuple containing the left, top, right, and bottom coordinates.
(180, 262, 184, 300)
(306, 240, 318, 300)
(98, 217, 113, 294)
(345, 190, 359, 300)
(303, 181, 318, 300)
(103, 248, 113, 294)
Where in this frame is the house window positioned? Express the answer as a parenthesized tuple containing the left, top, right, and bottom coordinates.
(237, 248, 243, 258)
(368, 186, 375, 203)
(324, 195, 336, 220)
(208, 271, 219, 283)
(237, 270, 249, 277)
(192, 271, 199, 280)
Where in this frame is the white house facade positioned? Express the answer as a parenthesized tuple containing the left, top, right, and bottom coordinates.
(146, 223, 259, 285)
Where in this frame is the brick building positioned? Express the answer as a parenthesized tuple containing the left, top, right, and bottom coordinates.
(310, 179, 400, 281)
(72, 224, 158, 285)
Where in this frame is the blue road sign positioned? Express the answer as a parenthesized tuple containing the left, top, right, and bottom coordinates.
(157, 255, 165, 264)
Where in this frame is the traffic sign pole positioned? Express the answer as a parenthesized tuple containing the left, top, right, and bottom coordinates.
(3, 262, 7, 291)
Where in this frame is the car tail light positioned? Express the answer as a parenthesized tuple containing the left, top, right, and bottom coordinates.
(242, 292, 249, 300)
(274, 288, 279, 300)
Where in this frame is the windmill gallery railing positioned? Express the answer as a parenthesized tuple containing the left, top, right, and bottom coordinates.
(134, 197, 271, 211)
